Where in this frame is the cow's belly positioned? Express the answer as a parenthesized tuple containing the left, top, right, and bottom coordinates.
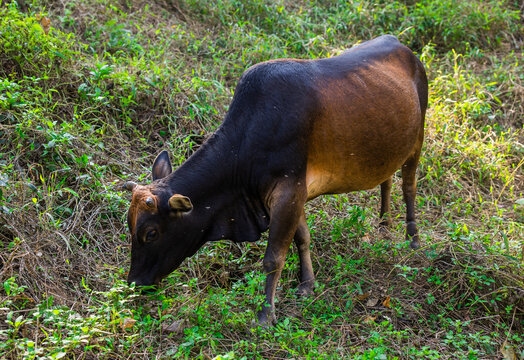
(305, 157, 404, 200)
(304, 118, 420, 200)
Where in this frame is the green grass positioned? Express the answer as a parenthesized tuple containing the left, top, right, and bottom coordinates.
(0, 0, 523, 358)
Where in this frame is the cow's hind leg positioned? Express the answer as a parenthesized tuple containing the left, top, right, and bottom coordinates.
(257, 182, 306, 326)
(379, 177, 393, 227)
(402, 151, 421, 250)
(294, 210, 314, 297)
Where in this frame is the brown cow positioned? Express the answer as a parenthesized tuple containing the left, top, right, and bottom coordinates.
(124, 35, 428, 326)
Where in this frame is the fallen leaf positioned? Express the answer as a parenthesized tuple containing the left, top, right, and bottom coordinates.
(41, 16, 51, 35)
(356, 292, 370, 301)
(121, 317, 136, 330)
(366, 298, 379, 307)
(500, 340, 517, 360)
(162, 319, 185, 334)
(362, 315, 377, 324)
(383, 296, 391, 308)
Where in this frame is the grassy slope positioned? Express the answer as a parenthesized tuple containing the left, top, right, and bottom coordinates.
(0, 0, 523, 358)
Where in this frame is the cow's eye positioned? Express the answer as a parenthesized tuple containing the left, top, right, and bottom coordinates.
(145, 229, 158, 243)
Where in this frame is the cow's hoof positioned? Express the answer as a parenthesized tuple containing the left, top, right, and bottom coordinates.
(297, 282, 314, 297)
(256, 308, 276, 327)
(409, 237, 420, 250)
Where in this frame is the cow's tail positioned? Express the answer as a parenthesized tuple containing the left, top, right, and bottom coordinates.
(414, 57, 429, 126)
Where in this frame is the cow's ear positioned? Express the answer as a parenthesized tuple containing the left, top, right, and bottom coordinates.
(152, 150, 172, 180)
(169, 194, 193, 212)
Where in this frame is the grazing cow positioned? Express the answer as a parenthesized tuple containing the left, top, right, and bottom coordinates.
(124, 35, 428, 325)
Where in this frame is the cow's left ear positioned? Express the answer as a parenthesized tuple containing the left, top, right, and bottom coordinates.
(169, 194, 193, 212)
(152, 150, 172, 180)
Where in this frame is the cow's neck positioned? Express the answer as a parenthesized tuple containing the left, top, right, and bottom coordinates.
(170, 127, 233, 193)
(167, 126, 269, 243)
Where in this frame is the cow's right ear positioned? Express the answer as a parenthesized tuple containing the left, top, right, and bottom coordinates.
(152, 150, 172, 180)
(169, 194, 193, 212)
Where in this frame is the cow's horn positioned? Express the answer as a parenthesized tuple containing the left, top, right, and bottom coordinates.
(123, 181, 137, 192)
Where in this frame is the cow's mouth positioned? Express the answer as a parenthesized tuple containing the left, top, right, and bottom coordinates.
(127, 272, 159, 287)
(153, 275, 162, 286)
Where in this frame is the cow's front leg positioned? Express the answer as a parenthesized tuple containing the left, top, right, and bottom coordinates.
(257, 184, 305, 326)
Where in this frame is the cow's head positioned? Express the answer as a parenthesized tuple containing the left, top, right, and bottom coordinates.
(124, 151, 196, 287)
